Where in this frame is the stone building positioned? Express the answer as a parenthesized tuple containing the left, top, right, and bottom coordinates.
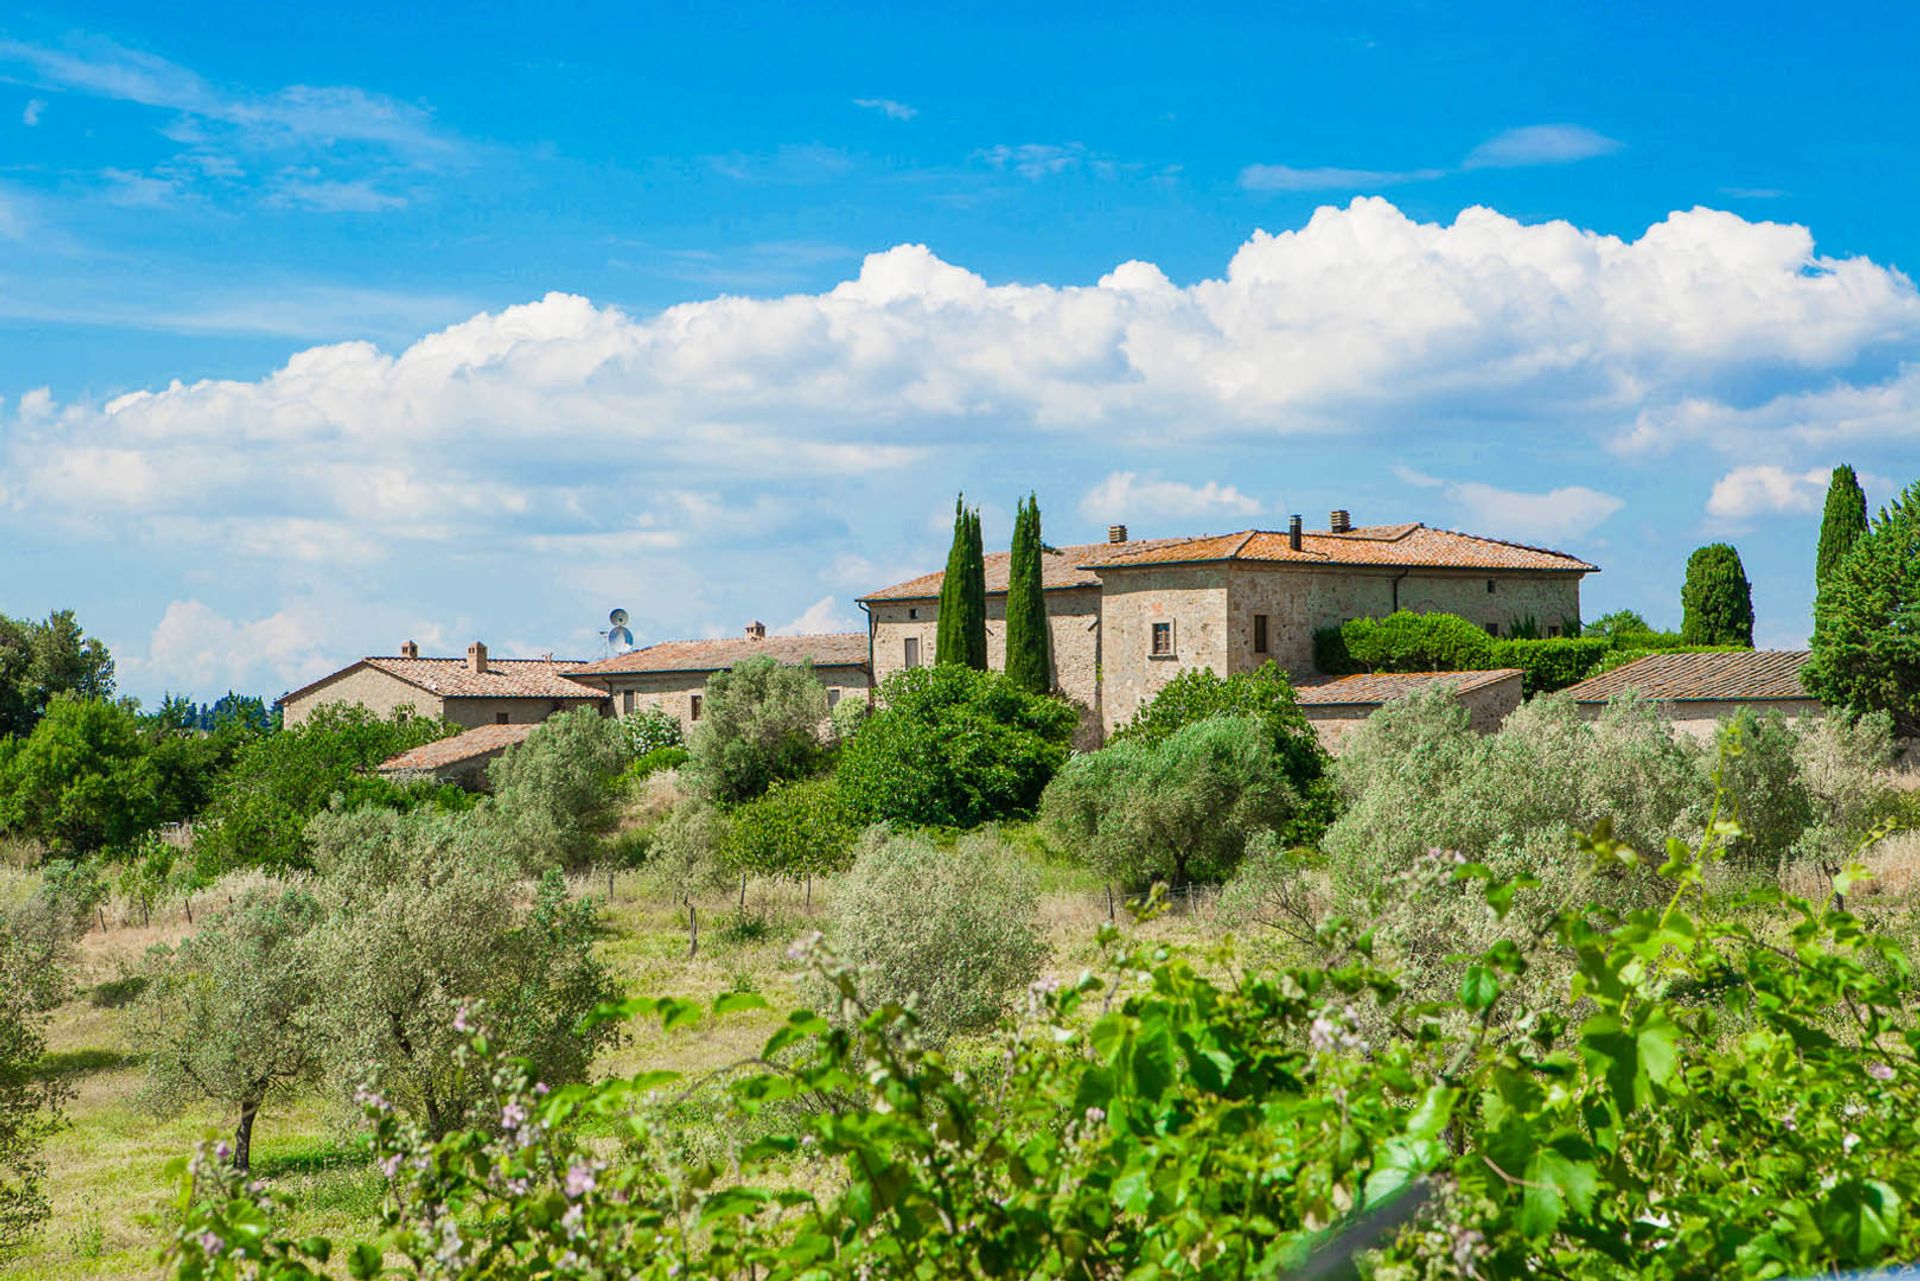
(280, 641, 607, 728)
(860, 513, 1595, 741)
(1293, 669, 1525, 753)
(1562, 650, 1820, 741)
(376, 722, 539, 790)
(563, 622, 870, 730)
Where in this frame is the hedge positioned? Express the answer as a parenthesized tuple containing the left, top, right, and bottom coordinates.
(1484, 637, 1611, 695)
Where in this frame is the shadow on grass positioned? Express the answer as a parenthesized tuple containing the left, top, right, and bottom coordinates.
(251, 1135, 372, 1179)
(33, 1047, 141, 1079)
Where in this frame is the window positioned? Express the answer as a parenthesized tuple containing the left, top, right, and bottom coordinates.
(1485, 622, 1500, 638)
(621, 689, 635, 714)
(904, 636, 921, 668)
(1547, 624, 1562, 638)
(1151, 621, 1174, 657)
(495, 711, 510, 724)
(1487, 579, 1497, 594)
(827, 688, 842, 708)
(909, 607, 918, 620)
(1253, 614, 1270, 654)
(690, 694, 703, 722)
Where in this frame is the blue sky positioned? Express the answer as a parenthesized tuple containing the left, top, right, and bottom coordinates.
(2, 2, 1918, 702)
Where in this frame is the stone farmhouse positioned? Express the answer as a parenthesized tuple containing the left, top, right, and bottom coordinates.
(280, 641, 606, 728)
(563, 622, 871, 725)
(1562, 650, 1820, 740)
(859, 512, 1596, 742)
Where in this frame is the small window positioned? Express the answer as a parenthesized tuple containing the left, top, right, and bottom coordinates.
(909, 607, 918, 620)
(690, 694, 703, 722)
(1252, 614, 1269, 654)
(1485, 622, 1500, 638)
(495, 711, 510, 724)
(904, 637, 921, 668)
(827, 688, 841, 708)
(1487, 579, 1496, 594)
(621, 689, 636, 714)
(1151, 621, 1174, 657)
(1547, 624, 1562, 638)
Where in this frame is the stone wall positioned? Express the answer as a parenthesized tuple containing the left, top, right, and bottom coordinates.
(1096, 566, 1232, 736)
(593, 665, 870, 737)
(1397, 571, 1583, 639)
(1575, 697, 1825, 742)
(1302, 671, 1523, 754)
(283, 665, 442, 727)
(442, 697, 586, 729)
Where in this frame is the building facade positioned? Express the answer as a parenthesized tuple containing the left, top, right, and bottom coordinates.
(563, 623, 870, 731)
(860, 513, 1595, 741)
(280, 641, 607, 728)
(1562, 650, 1821, 741)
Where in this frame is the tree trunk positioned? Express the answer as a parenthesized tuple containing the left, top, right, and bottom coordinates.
(608, 867, 615, 900)
(805, 875, 812, 911)
(688, 904, 698, 958)
(184, 895, 193, 925)
(1106, 884, 1115, 921)
(739, 872, 746, 911)
(233, 1093, 261, 1172)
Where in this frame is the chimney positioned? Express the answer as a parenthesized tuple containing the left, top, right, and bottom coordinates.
(400, 639, 419, 659)
(1329, 509, 1351, 534)
(745, 620, 767, 641)
(466, 641, 488, 674)
(1288, 514, 1303, 551)
(1108, 524, 1129, 544)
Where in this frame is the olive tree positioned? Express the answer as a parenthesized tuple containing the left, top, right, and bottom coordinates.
(308, 810, 615, 1137)
(138, 887, 325, 1171)
(683, 657, 829, 806)
(485, 706, 629, 869)
(0, 918, 61, 1253)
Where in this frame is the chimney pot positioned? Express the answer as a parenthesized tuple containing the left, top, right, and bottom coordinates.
(400, 639, 419, 659)
(1329, 509, 1351, 534)
(1108, 524, 1128, 544)
(745, 620, 767, 640)
(1288, 514, 1303, 551)
(466, 641, 488, 674)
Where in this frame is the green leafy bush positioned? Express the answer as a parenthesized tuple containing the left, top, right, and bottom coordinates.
(166, 821, 1920, 1281)
(683, 657, 830, 806)
(1338, 610, 1496, 672)
(0, 916, 61, 1252)
(627, 745, 691, 780)
(617, 706, 684, 757)
(837, 665, 1076, 828)
(485, 706, 629, 870)
(0, 695, 156, 855)
(1486, 636, 1612, 694)
(1806, 478, 1920, 734)
(825, 829, 1045, 1038)
(1110, 660, 1328, 805)
(724, 777, 858, 889)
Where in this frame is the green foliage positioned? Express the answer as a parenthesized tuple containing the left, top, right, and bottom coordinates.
(1111, 659, 1328, 798)
(485, 707, 629, 870)
(1043, 716, 1301, 887)
(648, 800, 734, 902)
(1816, 463, 1870, 589)
(1003, 492, 1053, 693)
(617, 706, 683, 757)
(166, 821, 1920, 1281)
(682, 656, 829, 807)
(138, 887, 326, 1170)
(0, 695, 156, 854)
(626, 745, 690, 780)
(836, 665, 1076, 828)
(826, 829, 1045, 1037)
(1338, 610, 1496, 672)
(827, 694, 870, 744)
(0, 917, 61, 1254)
(0, 609, 115, 741)
(1805, 479, 1920, 734)
(1680, 542, 1756, 646)
(191, 704, 454, 874)
(935, 494, 988, 669)
(1711, 710, 1811, 869)
(1486, 636, 1614, 694)
(308, 813, 616, 1137)
(1582, 608, 1654, 638)
(724, 778, 858, 884)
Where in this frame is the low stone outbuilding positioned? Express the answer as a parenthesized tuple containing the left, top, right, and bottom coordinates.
(280, 641, 607, 728)
(562, 622, 870, 733)
(1293, 668, 1525, 753)
(1561, 650, 1819, 740)
(376, 722, 539, 790)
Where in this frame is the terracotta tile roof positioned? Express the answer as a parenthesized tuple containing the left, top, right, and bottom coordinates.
(377, 722, 538, 773)
(1563, 650, 1812, 703)
(859, 538, 1192, 602)
(1294, 669, 1523, 706)
(1088, 523, 1597, 573)
(282, 655, 607, 706)
(569, 632, 870, 677)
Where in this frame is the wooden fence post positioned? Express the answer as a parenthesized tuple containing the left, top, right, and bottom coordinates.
(688, 904, 698, 958)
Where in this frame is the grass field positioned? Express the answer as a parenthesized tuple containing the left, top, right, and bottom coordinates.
(3, 843, 1215, 1280)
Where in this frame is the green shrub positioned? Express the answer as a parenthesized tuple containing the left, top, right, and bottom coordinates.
(724, 777, 858, 889)
(1311, 624, 1354, 674)
(648, 800, 733, 902)
(1111, 660, 1327, 800)
(1485, 636, 1612, 694)
(837, 665, 1076, 828)
(683, 657, 830, 806)
(485, 706, 629, 870)
(1340, 610, 1495, 672)
(1806, 478, 1920, 734)
(825, 829, 1045, 1038)
(626, 745, 691, 779)
(618, 706, 684, 757)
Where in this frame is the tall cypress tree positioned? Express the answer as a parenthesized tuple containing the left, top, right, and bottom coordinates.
(1680, 543, 1755, 646)
(1815, 464, 1869, 590)
(965, 506, 989, 669)
(1004, 494, 1053, 692)
(935, 496, 973, 666)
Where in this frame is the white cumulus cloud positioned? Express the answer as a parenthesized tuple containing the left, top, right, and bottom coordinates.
(1439, 481, 1625, 543)
(775, 596, 859, 635)
(1705, 465, 1830, 518)
(1080, 472, 1264, 523)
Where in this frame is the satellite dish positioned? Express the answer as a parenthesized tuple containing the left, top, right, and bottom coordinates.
(608, 626, 635, 653)
(609, 607, 630, 628)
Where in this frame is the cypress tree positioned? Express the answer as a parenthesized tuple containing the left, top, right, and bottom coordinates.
(1815, 464, 1869, 590)
(935, 496, 973, 666)
(965, 506, 989, 669)
(1004, 494, 1053, 692)
(1679, 543, 1755, 646)
(1804, 479, 1920, 735)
